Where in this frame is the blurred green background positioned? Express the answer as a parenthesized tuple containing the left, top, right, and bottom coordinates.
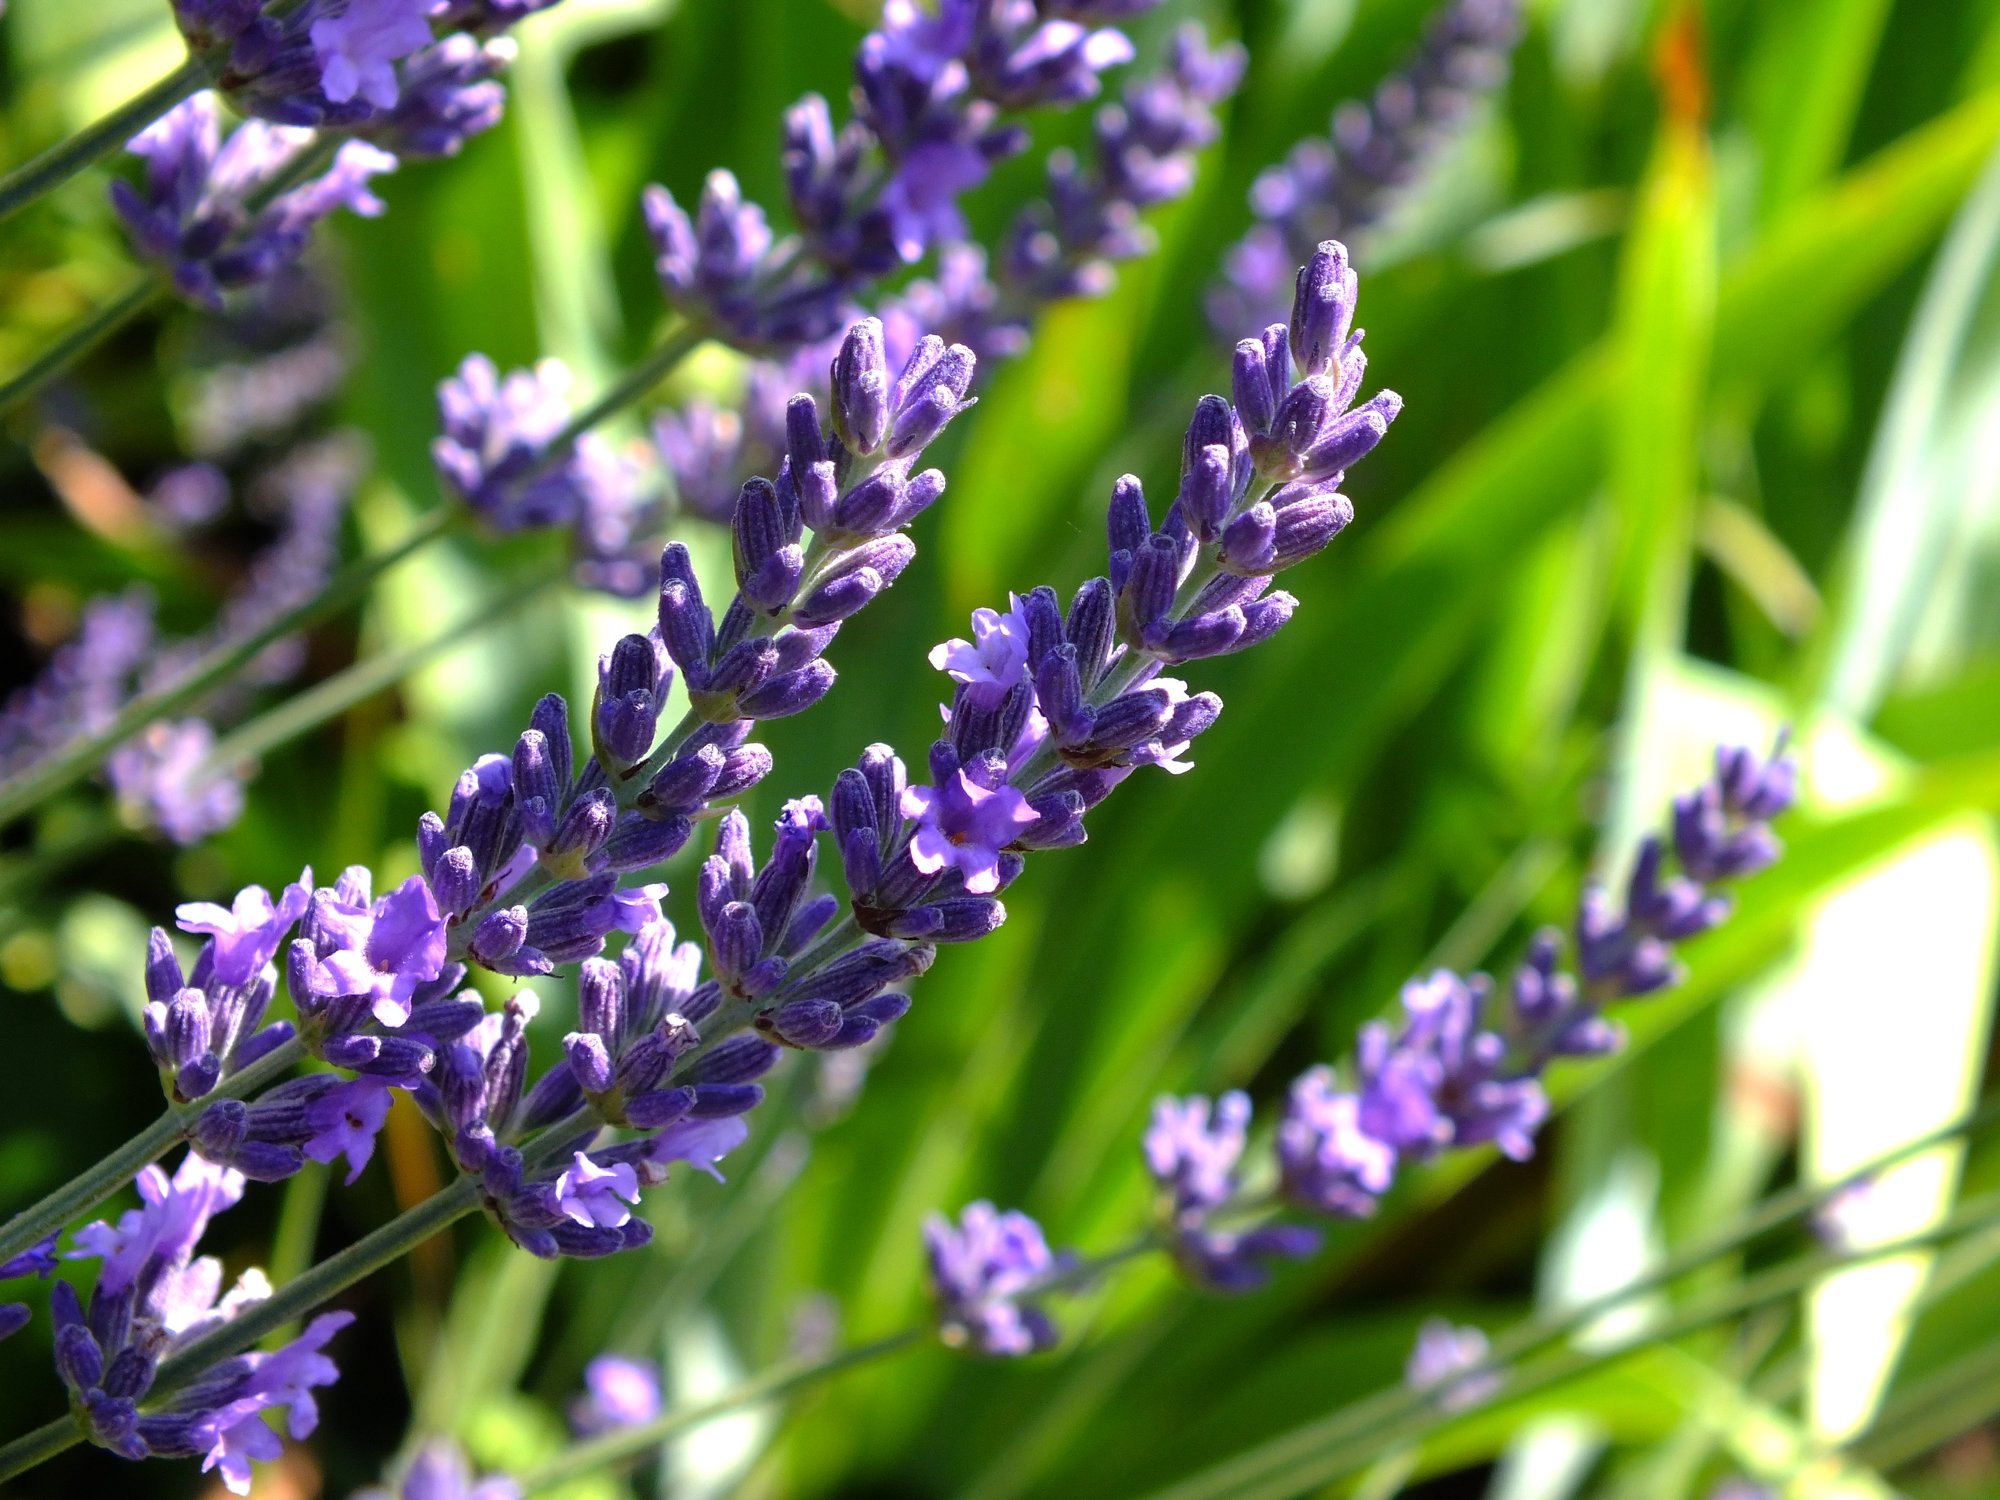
(5, 0, 2000, 1496)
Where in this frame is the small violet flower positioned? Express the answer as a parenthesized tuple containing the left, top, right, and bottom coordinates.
(929, 595, 1033, 710)
(310, 0, 437, 109)
(176, 870, 313, 987)
(555, 1152, 642, 1228)
(924, 1201, 1067, 1356)
(572, 1354, 662, 1433)
(901, 768, 1039, 894)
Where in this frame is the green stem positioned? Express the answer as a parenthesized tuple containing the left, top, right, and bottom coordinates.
(1144, 1188, 2000, 1500)
(198, 561, 567, 777)
(0, 276, 163, 415)
(0, 54, 216, 226)
(0, 815, 120, 910)
(0, 1036, 306, 1267)
(517, 1329, 925, 1494)
(0, 1175, 484, 1483)
(0, 506, 462, 829)
(546, 322, 707, 453)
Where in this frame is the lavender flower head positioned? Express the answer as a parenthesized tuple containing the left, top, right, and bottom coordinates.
(1144, 1093, 1319, 1291)
(1209, 0, 1522, 334)
(1405, 1316, 1501, 1412)
(357, 1440, 521, 1500)
(924, 1201, 1068, 1356)
(571, 1354, 662, 1434)
(113, 93, 396, 308)
(54, 1153, 354, 1494)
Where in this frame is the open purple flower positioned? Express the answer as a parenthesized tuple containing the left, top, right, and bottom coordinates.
(925, 1201, 1068, 1356)
(310, 0, 434, 109)
(554, 1153, 642, 1228)
(930, 595, 1033, 709)
(901, 767, 1039, 894)
(302, 1077, 395, 1183)
(174, 870, 312, 988)
(296, 873, 448, 1025)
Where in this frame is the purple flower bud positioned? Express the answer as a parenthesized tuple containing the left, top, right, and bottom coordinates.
(832, 318, 891, 456)
(1291, 241, 1358, 377)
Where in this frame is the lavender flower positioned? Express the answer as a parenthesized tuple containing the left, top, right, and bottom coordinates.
(1143, 1093, 1319, 1291)
(54, 1153, 353, 1494)
(357, 1440, 521, 1500)
(571, 1354, 662, 1433)
(0, 1235, 58, 1343)
(113, 94, 396, 309)
(1270, 737, 1795, 1223)
(924, 1201, 1068, 1356)
(1405, 1317, 1501, 1412)
(211, 0, 437, 127)
(364, 34, 515, 159)
(107, 719, 246, 845)
(1276, 1068, 1398, 1217)
(902, 767, 1039, 895)
(1209, 0, 1523, 335)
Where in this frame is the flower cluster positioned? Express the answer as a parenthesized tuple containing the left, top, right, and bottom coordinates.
(925, 1201, 1070, 1355)
(651, 27, 1246, 528)
(112, 93, 396, 310)
(1209, 0, 1523, 335)
(0, 438, 360, 845)
(52, 1153, 352, 1493)
(925, 738, 1796, 1352)
(357, 1439, 522, 1500)
(121, 5, 537, 312)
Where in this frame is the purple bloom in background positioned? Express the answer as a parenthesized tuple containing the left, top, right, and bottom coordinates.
(1145, 1093, 1321, 1291)
(1405, 1317, 1501, 1412)
(310, 0, 435, 109)
(571, 1354, 662, 1434)
(0, 589, 154, 778)
(107, 719, 246, 846)
(902, 766, 1039, 894)
(112, 94, 397, 308)
(1209, 0, 1522, 334)
(1277, 1066, 1398, 1217)
(925, 1201, 1068, 1356)
(1145, 1092, 1250, 1216)
(357, 1440, 521, 1500)
(433, 355, 650, 579)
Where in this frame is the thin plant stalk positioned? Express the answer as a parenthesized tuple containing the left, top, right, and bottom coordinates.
(0, 1037, 306, 1268)
(1142, 1189, 2000, 1500)
(0, 56, 216, 226)
(0, 277, 163, 414)
(0, 505, 463, 828)
(516, 1330, 927, 1494)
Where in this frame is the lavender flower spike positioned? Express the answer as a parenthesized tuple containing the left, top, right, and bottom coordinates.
(1405, 1317, 1501, 1412)
(1209, 0, 1522, 335)
(571, 1354, 662, 1434)
(56, 1153, 355, 1493)
(112, 94, 397, 309)
(1144, 1093, 1319, 1291)
(925, 1201, 1069, 1356)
